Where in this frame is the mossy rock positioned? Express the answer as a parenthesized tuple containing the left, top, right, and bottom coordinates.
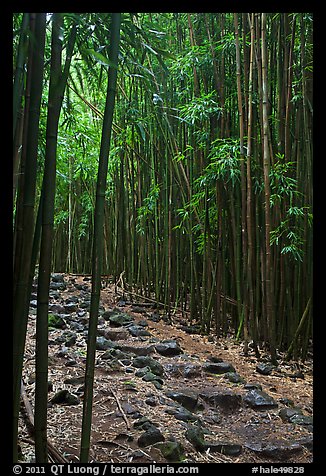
(156, 441, 186, 462)
(48, 313, 66, 329)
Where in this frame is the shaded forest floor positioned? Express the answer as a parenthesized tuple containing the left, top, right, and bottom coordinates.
(19, 274, 313, 464)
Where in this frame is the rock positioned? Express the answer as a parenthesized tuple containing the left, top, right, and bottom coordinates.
(179, 325, 201, 335)
(145, 395, 158, 407)
(207, 356, 224, 363)
(127, 325, 152, 338)
(243, 389, 278, 409)
(134, 417, 157, 430)
(48, 303, 66, 314)
(64, 376, 85, 385)
(185, 424, 206, 452)
(137, 426, 165, 447)
(132, 356, 164, 377)
(95, 336, 117, 351)
(64, 302, 79, 313)
(256, 363, 275, 375)
(148, 312, 161, 322)
(50, 389, 80, 405)
(199, 387, 242, 412)
(245, 440, 303, 459)
(98, 328, 129, 341)
(165, 389, 198, 411)
(48, 313, 66, 329)
(102, 348, 135, 361)
(165, 407, 198, 423)
(204, 442, 242, 456)
(224, 372, 245, 384)
(279, 408, 313, 428)
(54, 331, 77, 347)
(155, 340, 183, 357)
(117, 344, 155, 356)
(51, 273, 65, 283)
(108, 313, 134, 327)
(203, 362, 236, 374)
(156, 440, 185, 462)
(50, 282, 66, 291)
(142, 371, 164, 387)
(244, 383, 262, 391)
(183, 363, 202, 378)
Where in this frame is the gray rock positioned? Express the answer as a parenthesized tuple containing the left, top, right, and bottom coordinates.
(142, 372, 164, 386)
(199, 387, 242, 412)
(244, 383, 263, 391)
(155, 340, 183, 357)
(117, 343, 155, 356)
(50, 389, 80, 405)
(132, 356, 164, 377)
(165, 406, 198, 423)
(184, 363, 202, 378)
(137, 426, 165, 447)
(50, 282, 66, 291)
(245, 440, 303, 459)
(224, 372, 245, 384)
(98, 328, 129, 341)
(127, 325, 152, 338)
(134, 417, 157, 430)
(243, 389, 278, 409)
(165, 389, 198, 411)
(203, 362, 236, 374)
(64, 302, 79, 313)
(256, 363, 275, 375)
(109, 313, 134, 327)
(54, 331, 77, 347)
(204, 442, 242, 456)
(279, 408, 313, 428)
(51, 273, 65, 283)
(49, 303, 66, 314)
(95, 336, 117, 351)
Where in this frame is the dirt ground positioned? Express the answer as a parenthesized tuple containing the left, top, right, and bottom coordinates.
(18, 275, 313, 465)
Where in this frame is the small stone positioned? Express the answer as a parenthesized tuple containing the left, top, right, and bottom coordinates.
(185, 424, 206, 452)
(224, 372, 245, 384)
(155, 340, 183, 357)
(95, 336, 117, 351)
(132, 356, 164, 376)
(127, 325, 152, 338)
(156, 441, 185, 462)
(199, 387, 242, 412)
(137, 426, 165, 447)
(183, 364, 202, 378)
(165, 389, 198, 411)
(204, 442, 242, 456)
(50, 389, 80, 405)
(243, 389, 278, 409)
(165, 407, 198, 423)
(109, 313, 134, 327)
(256, 363, 275, 375)
(203, 362, 236, 374)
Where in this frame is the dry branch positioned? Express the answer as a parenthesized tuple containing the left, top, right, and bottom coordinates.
(20, 381, 69, 463)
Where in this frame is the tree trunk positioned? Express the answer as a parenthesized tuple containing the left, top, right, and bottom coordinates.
(80, 13, 121, 463)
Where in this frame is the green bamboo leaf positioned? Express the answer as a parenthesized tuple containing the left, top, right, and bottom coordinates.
(82, 48, 117, 68)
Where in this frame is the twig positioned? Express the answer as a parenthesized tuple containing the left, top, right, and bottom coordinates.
(108, 384, 130, 430)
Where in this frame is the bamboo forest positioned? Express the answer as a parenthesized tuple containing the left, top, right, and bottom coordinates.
(13, 13, 313, 468)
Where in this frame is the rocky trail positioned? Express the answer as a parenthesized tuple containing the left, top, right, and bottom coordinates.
(19, 273, 313, 464)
